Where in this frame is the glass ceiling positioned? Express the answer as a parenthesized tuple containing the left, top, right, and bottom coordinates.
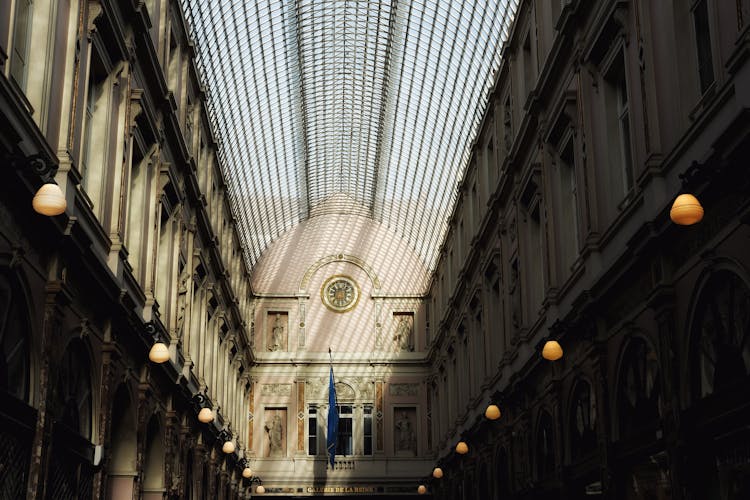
(182, 0, 519, 271)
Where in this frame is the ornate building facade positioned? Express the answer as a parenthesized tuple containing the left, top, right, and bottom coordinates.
(0, 0, 749, 499)
(426, 1, 750, 499)
(1, 0, 256, 498)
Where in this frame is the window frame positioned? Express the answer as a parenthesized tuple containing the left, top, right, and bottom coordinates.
(9, 0, 33, 89)
(335, 404, 353, 456)
(600, 46, 636, 205)
(307, 404, 318, 456)
(691, 0, 716, 96)
(363, 405, 373, 456)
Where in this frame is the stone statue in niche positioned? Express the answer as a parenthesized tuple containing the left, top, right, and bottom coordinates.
(394, 409, 416, 455)
(393, 315, 413, 351)
(175, 268, 189, 340)
(267, 312, 287, 352)
(509, 259, 521, 332)
(264, 411, 285, 457)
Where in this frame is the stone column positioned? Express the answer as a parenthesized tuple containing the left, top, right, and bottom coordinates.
(27, 279, 66, 498)
(649, 287, 684, 500)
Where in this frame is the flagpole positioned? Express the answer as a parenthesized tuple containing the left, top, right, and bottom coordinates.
(326, 346, 338, 470)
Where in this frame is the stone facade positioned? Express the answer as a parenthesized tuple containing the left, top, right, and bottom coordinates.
(0, 0, 255, 498)
(1, 0, 749, 499)
(426, 1, 750, 499)
(248, 217, 434, 493)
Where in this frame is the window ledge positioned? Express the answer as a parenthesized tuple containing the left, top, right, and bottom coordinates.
(688, 80, 717, 122)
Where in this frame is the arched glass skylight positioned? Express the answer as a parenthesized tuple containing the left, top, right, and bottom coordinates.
(182, 0, 519, 271)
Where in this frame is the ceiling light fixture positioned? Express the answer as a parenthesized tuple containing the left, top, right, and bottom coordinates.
(670, 193, 704, 225)
(542, 340, 563, 361)
(455, 441, 469, 454)
(32, 183, 66, 216)
(485, 404, 501, 420)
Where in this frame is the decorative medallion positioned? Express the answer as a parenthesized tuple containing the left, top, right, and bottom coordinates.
(321, 275, 360, 313)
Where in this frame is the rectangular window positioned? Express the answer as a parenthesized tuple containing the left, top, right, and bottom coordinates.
(80, 52, 109, 210)
(81, 68, 97, 183)
(693, 0, 715, 94)
(503, 95, 513, 153)
(617, 73, 633, 192)
(523, 32, 534, 97)
(10, 0, 32, 87)
(363, 406, 373, 456)
(336, 405, 353, 456)
(558, 138, 579, 269)
(168, 31, 180, 91)
(308, 405, 317, 455)
(551, 1, 562, 27)
(604, 52, 633, 211)
(126, 141, 147, 274)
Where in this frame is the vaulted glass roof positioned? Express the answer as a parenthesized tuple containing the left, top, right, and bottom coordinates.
(182, 0, 519, 271)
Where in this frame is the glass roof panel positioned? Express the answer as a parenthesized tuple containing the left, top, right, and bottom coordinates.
(182, 0, 519, 272)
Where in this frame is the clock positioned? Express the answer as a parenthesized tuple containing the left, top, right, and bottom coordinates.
(321, 275, 360, 313)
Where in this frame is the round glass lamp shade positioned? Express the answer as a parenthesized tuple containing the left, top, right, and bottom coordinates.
(32, 183, 66, 216)
(197, 407, 214, 423)
(670, 194, 704, 225)
(485, 404, 501, 420)
(542, 340, 563, 361)
(432, 467, 443, 479)
(242, 467, 253, 479)
(455, 441, 469, 454)
(256, 485, 265, 494)
(148, 342, 170, 363)
(222, 440, 235, 454)
(418, 484, 427, 495)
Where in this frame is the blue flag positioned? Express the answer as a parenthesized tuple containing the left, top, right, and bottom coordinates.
(326, 365, 338, 467)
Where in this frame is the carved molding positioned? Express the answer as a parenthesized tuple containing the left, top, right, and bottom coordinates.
(299, 254, 381, 292)
(260, 383, 292, 397)
(389, 383, 420, 396)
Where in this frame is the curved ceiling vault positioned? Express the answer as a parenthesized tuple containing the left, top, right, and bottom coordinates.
(182, 0, 520, 272)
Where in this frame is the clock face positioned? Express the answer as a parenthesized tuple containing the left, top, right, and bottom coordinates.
(321, 275, 360, 313)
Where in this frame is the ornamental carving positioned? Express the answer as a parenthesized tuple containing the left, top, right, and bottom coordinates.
(334, 382, 355, 400)
(261, 384, 292, 397)
(389, 383, 419, 396)
(357, 379, 374, 399)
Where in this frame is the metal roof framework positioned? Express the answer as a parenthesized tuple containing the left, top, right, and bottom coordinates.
(182, 0, 519, 271)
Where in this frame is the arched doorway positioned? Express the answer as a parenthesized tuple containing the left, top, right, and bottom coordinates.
(46, 339, 95, 499)
(143, 414, 166, 499)
(615, 335, 669, 500)
(567, 379, 600, 499)
(0, 270, 34, 498)
(494, 447, 510, 499)
(686, 270, 750, 499)
(107, 384, 137, 499)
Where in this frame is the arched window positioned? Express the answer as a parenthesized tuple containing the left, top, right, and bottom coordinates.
(617, 337, 661, 436)
(477, 462, 489, 499)
(0, 272, 30, 401)
(46, 339, 94, 499)
(692, 270, 750, 399)
(107, 384, 137, 498)
(464, 470, 475, 499)
(143, 415, 166, 494)
(55, 340, 93, 438)
(495, 447, 510, 498)
(535, 411, 556, 481)
(570, 381, 597, 460)
(184, 447, 194, 500)
(0, 271, 33, 498)
(201, 460, 209, 500)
